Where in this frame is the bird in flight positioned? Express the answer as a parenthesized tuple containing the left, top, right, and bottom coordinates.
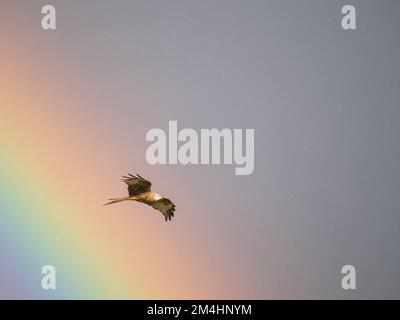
(104, 174, 176, 221)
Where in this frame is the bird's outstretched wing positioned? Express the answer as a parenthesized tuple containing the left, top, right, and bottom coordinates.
(121, 174, 151, 196)
(151, 197, 176, 222)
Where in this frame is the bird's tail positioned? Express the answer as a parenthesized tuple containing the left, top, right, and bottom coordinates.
(103, 196, 130, 206)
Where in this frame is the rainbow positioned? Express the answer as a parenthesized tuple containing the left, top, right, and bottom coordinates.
(0, 24, 229, 300)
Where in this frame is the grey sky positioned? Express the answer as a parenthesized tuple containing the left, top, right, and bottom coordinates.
(6, 0, 400, 298)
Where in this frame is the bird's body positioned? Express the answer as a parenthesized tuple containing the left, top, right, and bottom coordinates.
(104, 174, 176, 221)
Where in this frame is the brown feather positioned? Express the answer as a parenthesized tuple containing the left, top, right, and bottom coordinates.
(121, 173, 152, 196)
(105, 174, 176, 222)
